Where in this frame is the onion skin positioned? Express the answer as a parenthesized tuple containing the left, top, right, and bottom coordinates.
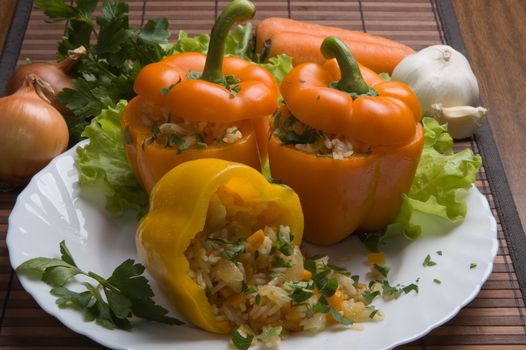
(7, 62, 71, 114)
(0, 75, 69, 188)
(6, 46, 86, 115)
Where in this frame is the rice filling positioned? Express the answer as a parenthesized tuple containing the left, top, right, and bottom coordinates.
(185, 183, 383, 346)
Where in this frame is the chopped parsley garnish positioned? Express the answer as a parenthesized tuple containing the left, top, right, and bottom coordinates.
(186, 71, 201, 80)
(436, 250, 443, 256)
(381, 280, 403, 300)
(215, 75, 241, 97)
(369, 308, 379, 319)
(241, 282, 256, 295)
(373, 264, 390, 278)
(220, 244, 246, 261)
(271, 255, 293, 268)
(381, 280, 419, 300)
(470, 263, 477, 269)
(423, 254, 437, 267)
(196, 141, 208, 149)
(362, 290, 381, 304)
(402, 284, 419, 294)
(256, 326, 283, 340)
(274, 115, 323, 145)
(312, 270, 338, 298)
(231, 329, 254, 350)
(159, 78, 181, 95)
(271, 229, 294, 256)
(351, 275, 360, 288)
(329, 307, 353, 325)
(433, 278, 442, 284)
(283, 280, 314, 304)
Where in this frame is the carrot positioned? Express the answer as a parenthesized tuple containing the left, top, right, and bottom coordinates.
(246, 229, 266, 253)
(367, 252, 386, 266)
(256, 18, 414, 74)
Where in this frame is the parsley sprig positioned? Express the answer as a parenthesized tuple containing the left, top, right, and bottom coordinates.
(16, 241, 183, 330)
(34, 0, 171, 144)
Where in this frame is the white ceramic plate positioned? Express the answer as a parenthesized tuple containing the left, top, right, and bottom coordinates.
(7, 143, 498, 350)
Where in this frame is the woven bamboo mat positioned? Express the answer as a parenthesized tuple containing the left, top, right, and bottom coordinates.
(1, 0, 526, 349)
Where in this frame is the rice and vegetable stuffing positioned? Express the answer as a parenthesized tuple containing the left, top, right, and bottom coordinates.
(185, 182, 383, 347)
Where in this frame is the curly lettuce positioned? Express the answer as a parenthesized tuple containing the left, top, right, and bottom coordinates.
(381, 117, 482, 241)
(76, 101, 148, 217)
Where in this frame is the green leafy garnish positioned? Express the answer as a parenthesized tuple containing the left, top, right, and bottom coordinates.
(470, 263, 477, 269)
(312, 270, 338, 298)
(329, 307, 353, 325)
(221, 244, 246, 261)
(283, 280, 314, 304)
(423, 254, 437, 267)
(256, 326, 283, 340)
(402, 284, 419, 294)
(16, 241, 183, 330)
(231, 329, 254, 350)
(34, 0, 171, 143)
(76, 101, 148, 217)
(433, 278, 442, 284)
(373, 264, 390, 278)
(272, 228, 294, 256)
(362, 290, 381, 304)
(382, 117, 482, 241)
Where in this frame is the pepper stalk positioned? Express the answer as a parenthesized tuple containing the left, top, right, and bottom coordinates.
(201, 0, 256, 85)
(320, 36, 377, 97)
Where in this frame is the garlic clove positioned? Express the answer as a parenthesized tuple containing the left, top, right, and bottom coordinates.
(431, 103, 487, 140)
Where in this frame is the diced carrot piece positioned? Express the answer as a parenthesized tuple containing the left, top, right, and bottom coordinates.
(228, 293, 246, 308)
(247, 229, 265, 253)
(328, 289, 344, 310)
(367, 252, 385, 266)
(302, 269, 312, 280)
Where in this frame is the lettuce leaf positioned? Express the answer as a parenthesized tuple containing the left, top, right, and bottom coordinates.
(259, 55, 293, 83)
(381, 117, 482, 241)
(168, 24, 292, 82)
(76, 101, 148, 217)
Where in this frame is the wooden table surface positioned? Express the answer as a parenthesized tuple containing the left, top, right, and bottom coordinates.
(1, 1, 526, 349)
(451, 0, 526, 233)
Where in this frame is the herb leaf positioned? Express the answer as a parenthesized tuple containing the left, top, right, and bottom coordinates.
(423, 254, 437, 267)
(60, 240, 77, 267)
(16, 241, 183, 330)
(329, 307, 353, 325)
(231, 329, 254, 350)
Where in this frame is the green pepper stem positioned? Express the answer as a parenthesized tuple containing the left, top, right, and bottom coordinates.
(201, 0, 256, 85)
(320, 36, 370, 95)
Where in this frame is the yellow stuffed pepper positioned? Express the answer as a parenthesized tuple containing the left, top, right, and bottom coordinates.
(136, 159, 384, 338)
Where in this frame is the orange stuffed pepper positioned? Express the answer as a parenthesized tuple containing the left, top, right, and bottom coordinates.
(122, 0, 278, 192)
(268, 36, 424, 245)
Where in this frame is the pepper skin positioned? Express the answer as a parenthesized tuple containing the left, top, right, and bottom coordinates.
(122, 0, 278, 192)
(122, 96, 262, 192)
(136, 158, 303, 334)
(269, 37, 424, 245)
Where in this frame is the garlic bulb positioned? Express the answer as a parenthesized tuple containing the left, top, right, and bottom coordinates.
(432, 103, 487, 139)
(392, 45, 479, 116)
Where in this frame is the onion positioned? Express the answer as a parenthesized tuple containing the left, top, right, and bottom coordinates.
(6, 46, 86, 115)
(0, 74, 69, 188)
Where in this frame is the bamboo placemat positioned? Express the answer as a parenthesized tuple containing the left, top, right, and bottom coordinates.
(1, 0, 526, 349)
